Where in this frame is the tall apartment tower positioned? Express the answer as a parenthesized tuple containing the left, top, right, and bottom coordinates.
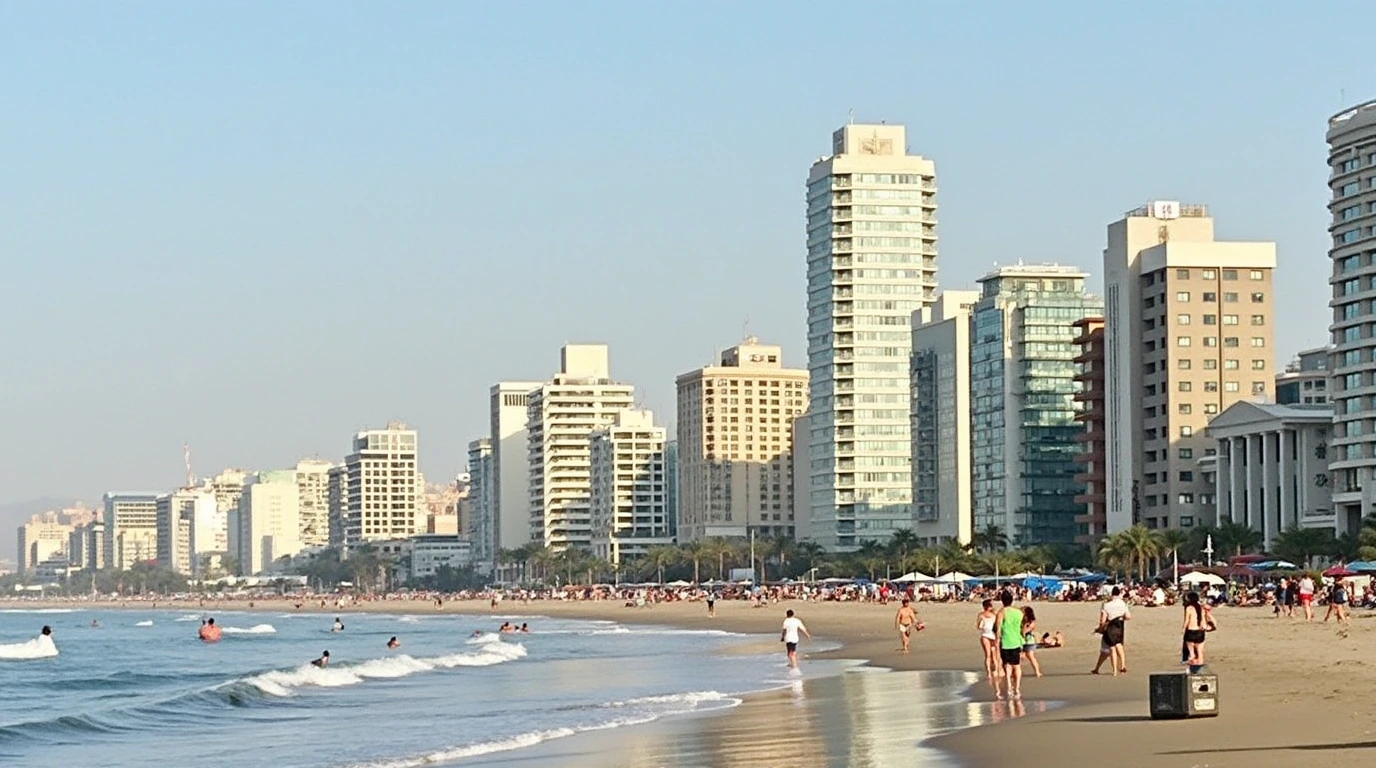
(910, 290, 980, 547)
(155, 486, 217, 576)
(527, 345, 635, 551)
(295, 459, 334, 548)
(1327, 101, 1376, 530)
(1103, 202, 1277, 533)
(675, 338, 809, 542)
(1072, 317, 1108, 544)
(466, 438, 495, 571)
(102, 492, 159, 570)
(17, 513, 72, 575)
(343, 422, 423, 544)
(589, 409, 673, 565)
(968, 265, 1102, 545)
(237, 470, 303, 575)
(327, 465, 347, 546)
(805, 122, 938, 550)
(490, 381, 543, 555)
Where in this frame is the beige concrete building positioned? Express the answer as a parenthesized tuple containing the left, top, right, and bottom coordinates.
(295, 459, 335, 548)
(1103, 202, 1277, 532)
(675, 338, 809, 542)
(156, 486, 218, 576)
(236, 470, 303, 575)
(490, 381, 543, 554)
(343, 422, 423, 544)
(805, 122, 938, 550)
(17, 513, 73, 575)
(589, 409, 673, 565)
(102, 492, 160, 570)
(527, 345, 636, 551)
(909, 291, 979, 547)
(1072, 317, 1109, 544)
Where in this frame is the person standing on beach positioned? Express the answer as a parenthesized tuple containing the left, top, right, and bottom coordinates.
(1092, 587, 1131, 676)
(975, 599, 1001, 697)
(707, 592, 716, 618)
(780, 609, 811, 668)
(1324, 580, 1350, 623)
(895, 599, 919, 654)
(1182, 591, 1215, 673)
(1298, 574, 1316, 621)
(993, 591, 1024, 699)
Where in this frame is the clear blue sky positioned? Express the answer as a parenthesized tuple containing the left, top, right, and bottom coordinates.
(0, 2, 1366, 505)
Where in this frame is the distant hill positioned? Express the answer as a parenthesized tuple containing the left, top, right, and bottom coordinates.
(1, 498, 80, 554)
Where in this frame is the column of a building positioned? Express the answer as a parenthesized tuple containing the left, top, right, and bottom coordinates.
(1245, 433, 1260, 531)
(1297, 427, 1310, 526)
(1278, 428, 1296, 533)
(1215, 439, 1231, 529)
(1261, 430, 1279, 550)
(1229, 436, 1246, 526)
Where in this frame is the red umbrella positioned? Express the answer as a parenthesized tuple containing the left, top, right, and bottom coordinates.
(1324, 565, 1358, 577)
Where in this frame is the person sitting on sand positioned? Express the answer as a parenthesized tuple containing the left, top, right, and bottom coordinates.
(1038, 631, 1064, 648)
(311, 650, 330, 668)
(386, 636, 400, 649)
(198, 618, 222, 643)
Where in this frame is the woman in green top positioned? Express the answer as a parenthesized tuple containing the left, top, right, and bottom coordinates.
(994, 591, 1025, 700)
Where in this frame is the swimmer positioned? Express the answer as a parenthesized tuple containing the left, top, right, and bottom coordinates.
(311, 650, 330, 668)
(387, 636, 400, 649)
(41, 625, 52, 637)
(471, 630, 484, 637)
(331, 617, 344, 633)
(498, 622, 513, 633)
(198, 617, 222, 643)
(90, 619, 100, 628)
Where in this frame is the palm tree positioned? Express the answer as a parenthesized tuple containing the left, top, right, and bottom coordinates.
(1155, 529, 1189, 575)
(680, 540, 709, 584)
(887, 528, 920, 563)
(1117, 525, 1162, 583)
(972, 524, 1009, 554)
(641, 545, 682, 585)
(1096, 533, 1130, 580)
(1214, 521, 1264, 558)
(704, 537, 734, 580)
(1273, 526, 1336, 568)
(794, 541, 827, 580)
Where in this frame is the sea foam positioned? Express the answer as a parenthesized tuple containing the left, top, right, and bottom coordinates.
(221, 624, 276, 635)
(0, 634, 59, 660)
(239, 641, 526, 697)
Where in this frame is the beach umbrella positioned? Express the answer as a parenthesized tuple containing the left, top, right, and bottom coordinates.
(1324, 565, 1358, 578)
(1347, 561, 1376, 572)
(1252, 560, 1298, 571)
(893, 571, 933, 582)
(1180, 571, 1226, 586)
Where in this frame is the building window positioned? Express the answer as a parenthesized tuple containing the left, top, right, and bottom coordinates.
(1252, 381, 1267, 394)
(1251, 292, 1265, 303)
(1177, 336, 1192, 347)
(1204, 337, 1219, 347)
(1179, 448, 1194, 459)
(1178, 403, 1193, 414)
(1251, 314, 1265, 325)
(1222, 270, 1238, 280)
(1223, 315, 1239, 325)
(1202, 269, 1217, 280)
(1251, 359, 1266, 370)
(1224, 337, 1239, 347)
(1178, 493, 1195, 504)
(1180, 516, 1195, 527)
(1176, 292, 1190, 302)
(1181, 426, 1193, 437)
(1178, 359, 1192, 370)
(1251, 337, 1266, 347)
(1203, 359, 1218, 370)
(1177, 313, 1191, 325)
(1249, 270, 1264, 280)
(1178, 381, 1193, 392)
(1224, 359, 1239, 370)
(1204, 403, 1218, 414)
(1224, 382, 1240, 392)
(1179, 471, 1194, 482)
(1203, 314, 1217, 325)
(1177, 269, 1191, 279)
(1203, 292, 1217, 302)
(1224, 292, 1238, 302)
(1205, 381, 1219, 392)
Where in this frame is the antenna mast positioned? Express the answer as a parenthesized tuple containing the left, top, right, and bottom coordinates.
(183, 443, 194, 487)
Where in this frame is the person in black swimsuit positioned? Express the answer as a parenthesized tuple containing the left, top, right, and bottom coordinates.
(1182, 592, 1214, 673)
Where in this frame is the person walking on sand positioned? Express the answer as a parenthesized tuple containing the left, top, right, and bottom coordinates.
(1182, 591, 1216, 673)
(780, 609, 811, 668)
(993, 591, 1025, 700)
(707, 591, 716, 618)
(895, 599, 919, 654)
(1324, 579, 1350, 624)
(1020, 606, 1043, 678)
(976, 599, 1000, 695)
(1298, 574, 1316, 621)
(1092, 587, 1131, 676)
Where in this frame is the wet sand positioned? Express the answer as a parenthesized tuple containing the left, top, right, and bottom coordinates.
(15, 596, 1376, 766)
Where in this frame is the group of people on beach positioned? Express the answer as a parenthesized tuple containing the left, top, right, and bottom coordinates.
(975, 591, 1054, 699)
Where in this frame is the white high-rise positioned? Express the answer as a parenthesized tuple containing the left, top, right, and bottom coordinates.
(528, 345, 635, 551)
(467, 438, 494, 570)
(295, 459, 334, 548)
(103, 492, 159, 571)
(156, 486, 218, 576)
(909, 290, 979, 547)
(17, 513, 73, 575)
(589, 409, 673, 565)
(806, 122, 938, 549)
(343, 422, 423, 544)
(236, 470, 303, 575)
(490, 381, 542, 554)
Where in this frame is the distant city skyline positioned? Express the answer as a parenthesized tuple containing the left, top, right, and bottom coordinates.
(3, 3, 1360, 505)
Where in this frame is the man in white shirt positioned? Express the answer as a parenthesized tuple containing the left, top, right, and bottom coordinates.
(780, 609, 811, 667)
(1092, 587, 1132, 676)
(1298, 575, 1316, 622)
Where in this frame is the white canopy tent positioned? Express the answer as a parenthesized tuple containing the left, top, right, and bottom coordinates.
(1179, 571, 1225, 586)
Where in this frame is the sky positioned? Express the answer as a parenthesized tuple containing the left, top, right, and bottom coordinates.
(0, 1, 1369, 506)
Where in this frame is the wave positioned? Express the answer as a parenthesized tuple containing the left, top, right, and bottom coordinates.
(239, 642, 527, 697)
(221, 624, 276, 635)
(173, 615, 203, 622)
(0, 636, 58, 660)
(333, 690, 739, 768)
(134, 621, 154, 627)
(0, 609, 75, 614)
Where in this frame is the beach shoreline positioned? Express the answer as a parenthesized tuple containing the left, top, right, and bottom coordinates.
(9, 596, 1376, 766)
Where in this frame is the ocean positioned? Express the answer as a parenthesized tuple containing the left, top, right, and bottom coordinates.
(0, 608, 1013, 767)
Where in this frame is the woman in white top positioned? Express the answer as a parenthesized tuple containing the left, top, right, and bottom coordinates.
(975, 598, 1001, 697)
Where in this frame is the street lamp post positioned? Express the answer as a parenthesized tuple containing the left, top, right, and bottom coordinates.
(1204, 535, 1215, 569)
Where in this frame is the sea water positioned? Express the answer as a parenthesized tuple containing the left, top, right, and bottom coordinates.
(0, 609, 855, 767)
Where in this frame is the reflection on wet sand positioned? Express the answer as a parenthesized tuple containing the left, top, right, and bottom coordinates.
(469, 668, 1054, 768)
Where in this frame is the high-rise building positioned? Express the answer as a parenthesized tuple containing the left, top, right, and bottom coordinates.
(1103, 202, 1277, 533)
(155, 486, 217, 576)
(589, 409, 673, 565)
(968, 265, 1101, 545)
(910, 290, 980, 547)
(102, 492, 159, 570)
(17, 513, 72, 575)
(490, 381, 543, 554)
(327, 465, 347, 546)
(527, 345, 635, 551)
(805, 122, 938, 550)
(1072, 317, 1108, 544)
(236, 470, 303, 575)
(343, 422, 423, 544)
(1275, 347, 1331, 406)
(675, 338, 809, 542)
(467, 438, 494, 570)
(294, 459, 334, 548)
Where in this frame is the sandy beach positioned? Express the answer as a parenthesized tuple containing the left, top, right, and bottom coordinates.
(14, 595, 1376, 766)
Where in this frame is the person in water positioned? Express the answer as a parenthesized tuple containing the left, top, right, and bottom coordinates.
(311, 650, 330, 668)
(41, 626, 52, 637)
(519, 623, 529, 633)
(387, 636, 400, 649)
(198, 618, 222, 643)
(498, 622, 513, 633)
(332, 618, 344, 633)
